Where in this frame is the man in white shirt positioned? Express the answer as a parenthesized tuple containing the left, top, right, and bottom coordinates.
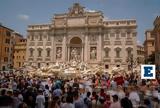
(36, 89, 45, 108)
(129, 87, 140, 108)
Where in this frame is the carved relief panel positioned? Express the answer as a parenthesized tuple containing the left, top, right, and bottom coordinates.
(89, 35, 97, 42)
(54, 36, 63, 42)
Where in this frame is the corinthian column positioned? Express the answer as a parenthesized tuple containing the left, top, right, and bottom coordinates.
(62, 36, 66, 62)
(97, 33, 102, 62)
(84, 35, 88, 62)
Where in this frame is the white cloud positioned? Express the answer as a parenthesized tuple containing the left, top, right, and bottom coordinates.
(17, 14, 29, 21)
(85, 8, 96, 12)
(137, 40, 142, 45)
(104, 16, 109, 21)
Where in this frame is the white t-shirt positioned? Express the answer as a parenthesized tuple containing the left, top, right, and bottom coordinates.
(117, 91, 125, 100)
(36, 95, 45, 108)
(129, 91, 140, 107)
(61, 103, 74, 108)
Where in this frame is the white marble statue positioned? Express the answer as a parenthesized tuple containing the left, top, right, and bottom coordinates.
(90, 48, 97, 59)
(71, 48, 78, 60)
(56, 48, 62, 59)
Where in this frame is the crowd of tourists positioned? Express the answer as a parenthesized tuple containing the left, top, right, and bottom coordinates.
(0, 70, 160, 108)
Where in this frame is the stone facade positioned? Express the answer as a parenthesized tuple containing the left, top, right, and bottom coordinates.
(143, 30, 155, 63)
(26, 3, 137, 70)
(137, 45, 145, 64)
(153, 16, 160, 71)
(0, 24, 23, 70)
(13, 39, 27, 69)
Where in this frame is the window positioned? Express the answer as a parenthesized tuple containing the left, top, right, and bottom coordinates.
(121, 33, 126, 37)
(116, 65, 120, 67)
(19, 62, 21, 67)
(6, 31, 11, 37)
(132, 32, 137, 37)
(110, 33, 115, 37)
(126, 47, 133, 57)
(31, 35, 34, 41)
(37, 48, 43, 57)
(104, 47, 110, 58)
(47, 50, 50, 57)
(7, 48, 9, 52)
(115, 47, 121, 58)
(4, 57, 8, 62)
(127, 32, 131, 39)
(105, 50, 109, 57)
(116, 50, 120, 58)
(46, 63, 49, 66)
(38, 63, 41, 68)
(29, 49, 34, 57)
(39, 35, 42, 41)
(5, 47, 7, 52)
(127, 50, 131, 57)
(105, 65, 109, 69)
(38, 50, 42, 57)
(104, 34, 109, 40)
(48, 35, 51, 41)
(116, 33, 120, 40)
(5, 39, 10, 44)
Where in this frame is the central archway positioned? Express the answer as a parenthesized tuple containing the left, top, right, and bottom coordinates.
(70, 37, 82, 45)
(69, 37, 82, 61)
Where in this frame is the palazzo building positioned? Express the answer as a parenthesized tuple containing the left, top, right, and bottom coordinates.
(137, 45, 145, 64)
(0, 24, 23, 70)
(153, 16, 160, 71)
(26, 3, 137, 70)
(143, 30, 155, 63)
(13, 39, 27, 69)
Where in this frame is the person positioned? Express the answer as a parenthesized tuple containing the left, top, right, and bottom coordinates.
(129, 86, 140, 108)
(23, 87, 35, 108)
(73, 78, 79, 91)
(53, 86, 62, 98)
(109, 95, 121, 108)
(61, 96, 74, 108)
(91, 91, 99, 108)
(143, 98, 151, 108)
(84, 92, 92, 108)
(18, 102, 28, 108)
(12, 90, 22, 108)
(117, 85, 125, 100)
(48, 96, 60, 108)
(0, 92, 14, 108)
(35, 89, 45, 108)
(120, 97, 133, 108)
(99, 89, 107, 104)
(44, 85, 50, 108)
(73, 92, 84, 108)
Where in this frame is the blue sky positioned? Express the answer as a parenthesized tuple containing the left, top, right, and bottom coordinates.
(0, 0, 160, 44)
